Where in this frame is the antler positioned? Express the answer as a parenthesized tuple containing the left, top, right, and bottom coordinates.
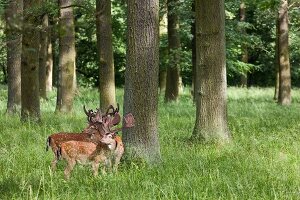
(93, 108, 103, 123)
(83, 105, 96, 123)
(105, 103, 120, 116)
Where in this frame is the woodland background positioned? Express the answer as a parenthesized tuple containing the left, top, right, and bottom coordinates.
(0, 0, 299, 88)
(1, 0, 300, 199)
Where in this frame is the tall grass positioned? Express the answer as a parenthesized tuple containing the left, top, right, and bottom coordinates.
(1, 86, 300, 199)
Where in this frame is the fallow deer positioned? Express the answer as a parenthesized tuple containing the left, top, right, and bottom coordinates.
(58, 132, 120, 179)
(46, 106, 120, 171)
(46, 104, 134, 172)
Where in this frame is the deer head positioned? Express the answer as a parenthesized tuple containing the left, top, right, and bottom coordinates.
(83, 104, 135, 136)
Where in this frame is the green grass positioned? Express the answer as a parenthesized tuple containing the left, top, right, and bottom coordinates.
(1, 86, 300, 199)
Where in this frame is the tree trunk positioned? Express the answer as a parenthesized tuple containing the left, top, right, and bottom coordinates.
(96, 0, 116, 111)
(193, 0, 230, 142)
(274, 18, 280, 100)
(240, 2, 248, 87)
(165, 0, 181, 102)
(277, 0, 291, 105)
(191, 1, 196, 101)
(56, 0, 76, 113)
(39, 13, 48, 99)
(21, 0, 41, 121)
(123, 0, 161, 164)
(52, 33, 58, 87)
(159, 69, 167, 94)
(5, 0, 22, 114)
(46, 26, 53, 92)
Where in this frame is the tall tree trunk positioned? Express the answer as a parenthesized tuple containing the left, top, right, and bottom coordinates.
(96, 0, 116, 111)
(46, 26, 53, 92)
(159, 69, 167, 94)
(274, 19, 280, 100)
(39, 13, 48, 99)
(52, 33, 58, 87)
(159, 6, 167, 94)
(165, 0, 181, 102)
(278, 0, 291, 105)
(21, 0, 41, 121)
(191, 1, 196, 101)
(5, 0, 22, 114)
(56, 0, 76, 113)
(240, 2, 248, 87)
(123, 0, 161, 164)
(193, 0, 230, 142)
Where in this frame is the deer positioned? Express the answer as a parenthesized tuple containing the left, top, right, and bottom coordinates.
(57, 112, 135, 180)
(46, 105, 122, 171)
(46, 104, 135, 173)
(58, 131, 118, 180)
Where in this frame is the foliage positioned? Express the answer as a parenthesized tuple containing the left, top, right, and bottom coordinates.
(0, 0, 299, 87)
(1, 87, 300, 198)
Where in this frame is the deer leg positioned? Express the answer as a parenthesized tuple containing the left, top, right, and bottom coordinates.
(64, 159, 76, 180)
(51, 158, 58, 171)
(104, 158, 112, 173)
(92, 161, 100, 177)
(113, 146, 124, 172)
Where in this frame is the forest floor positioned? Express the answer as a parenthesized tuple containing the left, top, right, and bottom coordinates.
(1, 87, 300, 199)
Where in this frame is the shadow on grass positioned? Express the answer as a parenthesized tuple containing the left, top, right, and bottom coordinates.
(0, 177, 21, 198)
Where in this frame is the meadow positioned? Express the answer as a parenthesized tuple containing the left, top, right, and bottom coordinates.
(1, 87, 300, 199)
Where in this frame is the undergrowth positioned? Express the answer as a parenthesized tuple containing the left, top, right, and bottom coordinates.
(1, 86, 300, 199)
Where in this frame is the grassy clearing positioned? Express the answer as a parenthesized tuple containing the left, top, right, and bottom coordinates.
(1, 87, 300, 199)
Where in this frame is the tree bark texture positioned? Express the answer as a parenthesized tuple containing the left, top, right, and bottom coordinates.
(165, 0, 181, 102)
(5, 0, 22, 114)
(193, 0, 230, 142)
(277, 0, 291, 105)
(123, 0, 161, 164)
(96, 0, 116, 111)
(56, 0, 76, 113)
(21, 0, 41, 121)
(39, 13, 49, 99)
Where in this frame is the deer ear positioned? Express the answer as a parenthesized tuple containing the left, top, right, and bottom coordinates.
(123, 113, 135, 128)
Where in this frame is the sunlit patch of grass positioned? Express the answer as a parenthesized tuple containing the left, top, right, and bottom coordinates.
(1, 87, 300, 199)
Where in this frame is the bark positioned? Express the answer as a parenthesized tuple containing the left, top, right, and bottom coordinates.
(165, 0, 181, 102)
(39, 13, 48, 99)
(56, 0, 76, 113)
(277, 0, 291, 105)
(21, 0, 41, 121)
(123, 0, 161, 164)
(96, 0, 116, 111)
(193, 0, 230, 142)
(5, 0, 22, 114)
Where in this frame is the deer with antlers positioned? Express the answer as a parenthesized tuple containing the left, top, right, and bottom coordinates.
(46, 104, 134, 176)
